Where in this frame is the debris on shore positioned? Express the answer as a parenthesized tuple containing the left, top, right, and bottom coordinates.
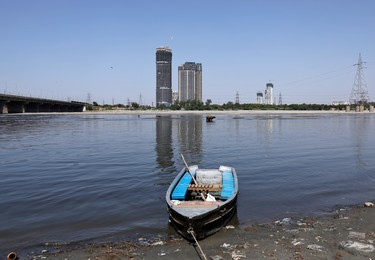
(22, 205, 375, 259)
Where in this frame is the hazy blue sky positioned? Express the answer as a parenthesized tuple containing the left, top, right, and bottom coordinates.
(1, 0, 374, 105)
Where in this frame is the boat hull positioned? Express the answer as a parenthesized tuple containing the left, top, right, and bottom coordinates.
(167, 195, 237, 240)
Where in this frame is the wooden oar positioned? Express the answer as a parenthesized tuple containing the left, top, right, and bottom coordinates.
(180, 153, 206, 201)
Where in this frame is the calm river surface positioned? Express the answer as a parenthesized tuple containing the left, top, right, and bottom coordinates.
(1, 112, 375, 254)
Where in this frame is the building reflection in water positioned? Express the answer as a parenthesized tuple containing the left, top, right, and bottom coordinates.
(155, 115, 203, 169)
(155, 115, 174, 168)
(255, 115, 274, 144)
(176, 115, 203, 164)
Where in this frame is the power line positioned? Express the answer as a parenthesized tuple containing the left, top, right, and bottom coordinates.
(278, 65, 354, 88)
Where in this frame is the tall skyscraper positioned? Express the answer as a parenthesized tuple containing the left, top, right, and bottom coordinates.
(178, 62, 202, 102)
(156, 47, 172, 106)
(264, 83, 274, 105)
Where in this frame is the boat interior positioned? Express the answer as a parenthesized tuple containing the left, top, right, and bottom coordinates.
(170, 166, 234, 209)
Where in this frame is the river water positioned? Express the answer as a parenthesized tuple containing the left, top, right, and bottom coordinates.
(1, 113, 375, 254)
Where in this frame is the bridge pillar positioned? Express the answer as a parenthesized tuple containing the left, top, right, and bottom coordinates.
(7, 101, 25, 113)
(0, 101, 8, 114)
(75, 105, 86, 112)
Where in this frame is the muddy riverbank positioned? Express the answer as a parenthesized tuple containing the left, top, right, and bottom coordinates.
(22, 204, 375, 260)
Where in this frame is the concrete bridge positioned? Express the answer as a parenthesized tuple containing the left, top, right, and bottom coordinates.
(0, 94, 86, 114)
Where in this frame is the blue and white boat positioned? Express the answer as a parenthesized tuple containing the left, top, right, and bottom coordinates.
(166, 165, 238, 240)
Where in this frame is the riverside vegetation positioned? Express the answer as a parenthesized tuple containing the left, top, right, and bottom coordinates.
(86, 100, 375, 112)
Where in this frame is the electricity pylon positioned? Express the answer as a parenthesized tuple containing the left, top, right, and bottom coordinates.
(235, 91, 239, 104)
(349, 53, 370, 104)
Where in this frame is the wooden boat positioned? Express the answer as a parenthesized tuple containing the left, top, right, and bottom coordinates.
(166, 165, 238, 241)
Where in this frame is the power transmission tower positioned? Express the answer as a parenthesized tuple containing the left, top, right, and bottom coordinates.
(86, 93, 92, 104)
(278, 92, 282, 105)
(235, 91, 239, 104)
(139, 93, 143, 106)
(349, 53, 370, 104)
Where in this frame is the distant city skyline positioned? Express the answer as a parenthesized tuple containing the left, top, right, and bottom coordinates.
(0, 1, 374, 105)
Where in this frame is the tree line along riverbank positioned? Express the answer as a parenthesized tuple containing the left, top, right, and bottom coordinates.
(86, 100, 375, 112)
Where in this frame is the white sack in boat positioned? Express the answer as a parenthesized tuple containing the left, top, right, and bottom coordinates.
(196, 169, 222, 185)
(188, 165, 199, 172)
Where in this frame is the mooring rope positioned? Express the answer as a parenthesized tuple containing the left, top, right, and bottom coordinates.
(187, 227, 207, 260)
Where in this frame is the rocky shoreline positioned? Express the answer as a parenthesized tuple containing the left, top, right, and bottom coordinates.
(23, 204, 375, 260)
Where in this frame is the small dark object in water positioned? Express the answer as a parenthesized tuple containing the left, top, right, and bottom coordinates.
(206, 116, 215, 122)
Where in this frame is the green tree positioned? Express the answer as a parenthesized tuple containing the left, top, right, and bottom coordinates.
(131, 102, 140, 109)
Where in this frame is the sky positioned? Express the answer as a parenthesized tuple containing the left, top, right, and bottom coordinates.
(1, 0, 374, 105)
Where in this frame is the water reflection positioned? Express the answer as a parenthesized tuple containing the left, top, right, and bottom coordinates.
(176, 115, 203, 164)
(155, 116, 173, 168)
(155, 115, 203, 169)
(255, 115, 274, 144)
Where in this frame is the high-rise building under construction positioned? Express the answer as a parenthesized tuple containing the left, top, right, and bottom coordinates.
(264, 83, 274, 105)
(178, 62, 202, 102)
(156, 47, 172, 106)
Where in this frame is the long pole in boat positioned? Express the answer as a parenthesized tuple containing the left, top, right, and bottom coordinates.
(180, 154, 206, 201)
